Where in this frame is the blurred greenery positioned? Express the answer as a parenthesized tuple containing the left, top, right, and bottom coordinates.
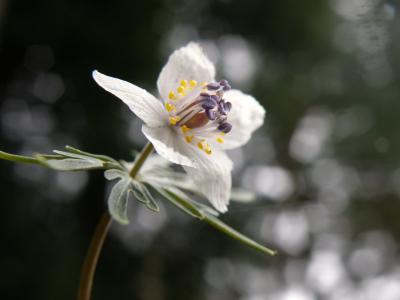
(1, 0, 400, 299)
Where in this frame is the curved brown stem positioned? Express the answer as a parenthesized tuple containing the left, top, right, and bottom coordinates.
(77, 212, 112, 300)
(77, 142, 154, 300)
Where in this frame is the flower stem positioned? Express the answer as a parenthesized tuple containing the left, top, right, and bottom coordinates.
(129, 142, 154, 178)
(0, 150, 41, 165)
(77, 212, 112, 300)
(77, 142, 154, 300)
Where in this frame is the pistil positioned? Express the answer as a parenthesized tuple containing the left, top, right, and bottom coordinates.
(165, 78, 234, 154)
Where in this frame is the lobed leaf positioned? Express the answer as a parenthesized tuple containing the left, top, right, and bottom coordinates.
(107, 178, 131, 224)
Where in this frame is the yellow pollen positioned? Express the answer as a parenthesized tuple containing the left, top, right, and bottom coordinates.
(197, 141, 204, 150)
(205, 147, 212, 155)
(165, 103, 176, 112)
(180, 125, 190, 134)
(189, 80, 197, 87)
(180, 79, 188, 87)
(168, 91, 176, 100)
(177, 86, 185, 93)
(169, 116, 181, 125)
(185, 135, 194, 143)
(201, 82, 207, 86)
(216, 137, 224, 143)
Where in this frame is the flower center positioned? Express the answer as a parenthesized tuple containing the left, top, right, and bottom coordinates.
(164, 79, 233, 155)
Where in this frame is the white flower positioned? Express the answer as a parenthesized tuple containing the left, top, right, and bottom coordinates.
(93, 42, 265, 212)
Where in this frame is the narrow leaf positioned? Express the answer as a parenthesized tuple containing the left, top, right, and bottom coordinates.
(203, 212, 277, 256)
(155, 187, 205, 219)
(53, 150, 99, 160)
(132, 190, 148, 204)
(136, 183, 159, 212)
(44, 158, 103, 171)
(230, 188, 256, 203)
(156, 186, 276, 255)
(65, 145, 119, 164)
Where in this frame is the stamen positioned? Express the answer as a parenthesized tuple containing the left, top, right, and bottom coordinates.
(218, 122, 232, 133)
(196, 139, 213, 155)
(197, 141, 204, 150)
(207, 82, 220, 90)
(165, 103, 176, 112)
(177, 86, 185, 94)
(169, 116, 181, 125)
(219, 79, 231, 91)
(224, 101, 232, 112)
(168, 91, 176, 100)
(210, 95, 219, 102)
(178, 107, 203, 127)
(205, 109, 216, 120)
(185, 135, 194, 143)
(166, 78, 233, 155)
(180, 125, 191, 133)
(201, 98, 217, 110)
(218, 101, 227, 115)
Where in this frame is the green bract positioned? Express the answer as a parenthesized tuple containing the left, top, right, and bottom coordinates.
(0, 145, 276, 256)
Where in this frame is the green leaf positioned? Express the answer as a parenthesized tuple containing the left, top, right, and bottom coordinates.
(203, 213, 277, 256)
(105, 170, 159, 223)
(107, 178, 131, 225)
(41, 157, 104, 171)
(53, 150, 100, 160)
(65, 145, 120, 164)
(134, 182, 159, 212)
(1, 148, 122, 171)
(154, 187, 205, 219)
(230, 188, 256, 203)
(104, 169, 127, 180)
(155, 186, 276, 256)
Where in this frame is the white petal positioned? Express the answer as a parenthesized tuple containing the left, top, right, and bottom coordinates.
(183, 147, 233, 213)
(93, 70, 167, 127)
(222, 89, 266, 149)
(141, 125, 195, 167)
(157, 42, 215, 101)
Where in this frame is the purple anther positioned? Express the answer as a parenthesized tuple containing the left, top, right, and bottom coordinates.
(218, 122, 232, 133)
(200, 92, 210, 97)
(210, 94, 219, 102)
(206, 109, 217, 120)
(207, 82, 220, 90)
(202, 99, 217, 110)
(219, 79, 231, 91)
(224, 101, 232, 112)
(218, 101, 227, 115)
(222, 83, 231, 91)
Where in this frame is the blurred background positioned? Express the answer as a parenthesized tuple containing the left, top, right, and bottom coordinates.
(1, 0, 400, 299)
